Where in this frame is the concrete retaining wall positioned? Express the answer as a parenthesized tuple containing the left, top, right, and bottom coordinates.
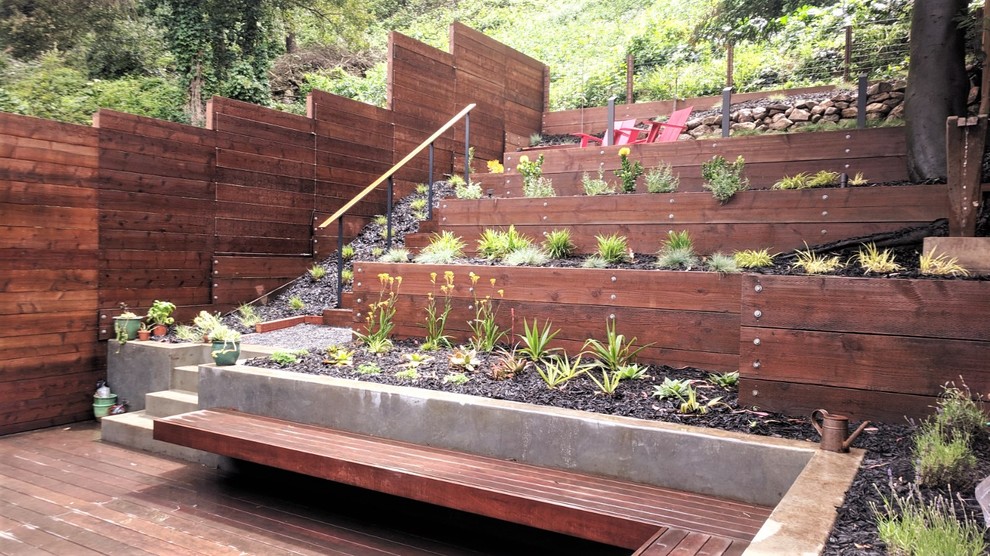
(197, 363, 815, 506)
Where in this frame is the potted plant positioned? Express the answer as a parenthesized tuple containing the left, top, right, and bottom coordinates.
(146, 300, 176, 336)
(113, 303, 143, 344)
(210, 325, 242, 366)
(137, 322, 152, 341)
(194, 311, 223, 343)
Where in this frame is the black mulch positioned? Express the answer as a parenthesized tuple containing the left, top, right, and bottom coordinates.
(211, 180, 990, 554)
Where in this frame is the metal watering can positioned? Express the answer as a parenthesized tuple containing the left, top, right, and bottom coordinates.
(811, 409, 870, 453)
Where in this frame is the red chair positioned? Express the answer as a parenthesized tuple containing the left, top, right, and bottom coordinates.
(572, 119, 644, 147)
(634, 106, 693, 143)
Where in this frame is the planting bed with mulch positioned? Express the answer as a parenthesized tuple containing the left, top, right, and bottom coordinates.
(204, 180, 990, 554)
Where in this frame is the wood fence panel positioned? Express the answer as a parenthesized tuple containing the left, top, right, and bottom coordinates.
(390, 32, 457, 187)
(95, 110, 215, 312)
(0, 113, 101, 436)
(212, 255, 313, 306)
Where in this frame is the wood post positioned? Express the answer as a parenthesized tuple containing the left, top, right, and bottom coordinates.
(945, 115, 987, 236)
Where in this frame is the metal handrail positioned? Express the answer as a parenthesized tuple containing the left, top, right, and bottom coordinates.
(317, 103, 476, 229)
(317, 103, 476, 306)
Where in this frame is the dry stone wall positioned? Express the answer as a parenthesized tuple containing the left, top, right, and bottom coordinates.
(685, 80, 907, 138)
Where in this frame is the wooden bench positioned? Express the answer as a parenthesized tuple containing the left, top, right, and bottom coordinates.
(153, 409, 770, 553)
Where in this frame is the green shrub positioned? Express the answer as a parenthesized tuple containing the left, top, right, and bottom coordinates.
(582, 170, 615, 196)
(874, 486, 988, 556)
(734, 248, 775, 268)
(502, 245, 549, 266)
(543, 229, 576, 259)
(414, 231, 465, 264)
(645, 163, 679, 193)
(702, 156, 748, 203)
(705, 252, 739, 273)
(595, 233, 630, 264)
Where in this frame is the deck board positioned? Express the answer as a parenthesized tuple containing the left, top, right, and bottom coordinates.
(0, 422, 642, 556)
(154, 409, 771, 550)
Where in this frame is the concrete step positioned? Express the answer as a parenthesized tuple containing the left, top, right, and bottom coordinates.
(171, 365, 200, 392)
(145, 389, 198, 418)
(100, 410, 220, 467)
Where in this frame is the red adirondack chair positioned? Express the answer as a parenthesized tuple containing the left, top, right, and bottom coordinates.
(634, 106, 693, 143)
(572, 119, 644, 147)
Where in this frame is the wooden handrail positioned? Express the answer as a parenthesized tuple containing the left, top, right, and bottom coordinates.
(317, 103, 476, 229)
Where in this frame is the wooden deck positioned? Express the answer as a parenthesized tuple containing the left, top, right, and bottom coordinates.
(0, 423, 753, 556)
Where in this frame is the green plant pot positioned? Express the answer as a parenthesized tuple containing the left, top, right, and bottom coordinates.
(211, 341, 240, 366)
(93, 394, 118, 421)
(113, 317, 142, 340)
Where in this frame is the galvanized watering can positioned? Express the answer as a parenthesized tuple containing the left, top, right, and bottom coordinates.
(811, 409, 870, 453)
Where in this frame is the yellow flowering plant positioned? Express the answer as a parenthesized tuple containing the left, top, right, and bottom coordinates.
(422, 271, 455, 350)
(467, 272, 507, 352)
(487, 159, 504, 173)
(355, 273, 402, 353)
(614, 147, 643, 193)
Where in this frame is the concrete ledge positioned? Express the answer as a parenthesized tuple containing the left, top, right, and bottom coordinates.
(198, 363, 816, 507)
(745, 448, 865, 555)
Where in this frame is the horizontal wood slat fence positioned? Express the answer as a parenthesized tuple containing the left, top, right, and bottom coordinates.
(0, 24, 547, 435)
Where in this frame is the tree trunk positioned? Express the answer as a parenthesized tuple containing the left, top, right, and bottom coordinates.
(905, 0, 969, 181)
(187, 61, 205, 128)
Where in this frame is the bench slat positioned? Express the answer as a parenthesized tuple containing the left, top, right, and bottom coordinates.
(154, 409, 770, 550)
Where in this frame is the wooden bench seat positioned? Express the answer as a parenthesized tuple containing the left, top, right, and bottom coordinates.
(153, 409, 770, 552)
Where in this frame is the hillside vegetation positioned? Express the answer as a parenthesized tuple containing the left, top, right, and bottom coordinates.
(0, 0, 911, 124)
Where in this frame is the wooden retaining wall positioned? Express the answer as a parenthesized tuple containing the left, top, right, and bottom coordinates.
(351, 262, 988, 422)
(352, 262, 742, 372)
(738, 275, 990, 422)
(480, 127, 907, 196)
(410, 184, 948, 255)
(0, 113, 102, 435)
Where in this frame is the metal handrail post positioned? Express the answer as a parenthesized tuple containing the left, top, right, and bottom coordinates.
(336, 217, 345, 304)
(464, 113, 471, 186)
(428, 143, 435, 220)
(386, 176, 394, 250)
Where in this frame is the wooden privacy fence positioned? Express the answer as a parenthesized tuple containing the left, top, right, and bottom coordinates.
(0, 24, 548, 435)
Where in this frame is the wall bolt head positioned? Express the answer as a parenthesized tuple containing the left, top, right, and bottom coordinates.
(752, 360, 761, 368)
(753, 338, 761, 345)
(754, 309, 762, 318)
(754, 284, 763, 292)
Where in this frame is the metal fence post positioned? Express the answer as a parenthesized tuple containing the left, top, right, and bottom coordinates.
(857, 74, 867, 129)
(721, 87, 733, 138)
(386, 176, 394, 250)
(606, 96, 617, 146)
(464, 113, 471, 186)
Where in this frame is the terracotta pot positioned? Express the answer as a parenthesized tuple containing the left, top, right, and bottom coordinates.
(153, 324, 167, 336)
(137, 329, 151, 341)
